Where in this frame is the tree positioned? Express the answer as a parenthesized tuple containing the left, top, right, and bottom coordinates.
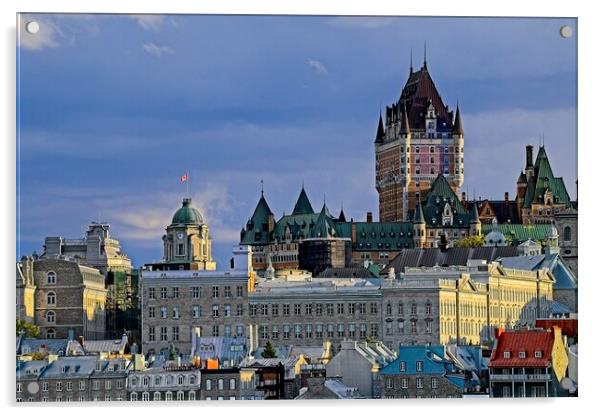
(455, 235, 485, 248)
(261, 341, 277, 358)
(16, 319, 40, 338)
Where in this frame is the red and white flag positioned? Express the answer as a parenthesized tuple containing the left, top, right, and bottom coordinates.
(180, 173, 188, 182)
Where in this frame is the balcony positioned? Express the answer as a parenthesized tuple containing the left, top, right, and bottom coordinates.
(490, 374, 551, 382)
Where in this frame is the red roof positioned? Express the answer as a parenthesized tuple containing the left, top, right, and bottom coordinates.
(489, 330, 554, 368)
(535, 319, 578, 339)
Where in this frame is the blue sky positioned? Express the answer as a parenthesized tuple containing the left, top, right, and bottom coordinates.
(17, 14, 577, 269)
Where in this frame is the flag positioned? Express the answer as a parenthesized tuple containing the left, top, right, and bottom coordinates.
(180, 173, 188, 182)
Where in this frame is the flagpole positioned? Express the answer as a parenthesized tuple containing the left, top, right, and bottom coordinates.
(187, 171, 190, 197)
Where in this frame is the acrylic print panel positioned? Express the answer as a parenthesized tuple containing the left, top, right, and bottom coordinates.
(16, 13, 577, 402)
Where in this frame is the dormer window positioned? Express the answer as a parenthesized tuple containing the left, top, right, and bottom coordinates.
(534, 351, 542, 358)
(519, 351, 526, 359)
(503, 351, 511, 359)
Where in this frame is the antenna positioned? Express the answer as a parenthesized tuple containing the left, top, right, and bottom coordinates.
(410, 48, 413, 73)
(260, 178, 264, 196)
(423, 42, 427, 68)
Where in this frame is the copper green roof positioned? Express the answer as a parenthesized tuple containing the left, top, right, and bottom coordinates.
(523, 146, 572, 208)
(292, 187, 314, 215)
(240, 193, 274, 245)
(413, 202, 425, 224)
(335, 222, 415, 251)
(481, 223, 555, 245)
(421, 175, 471, 228)
(171, 198, 203, 225)
(469, 203, 480, 224)
(311, 203, 337, 238)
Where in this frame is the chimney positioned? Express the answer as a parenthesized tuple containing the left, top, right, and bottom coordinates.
(526, 145, 533, 168)
(77, 336, 84, 347)
(504, 192, 509, 203)
(461, 192, 466, 202)
(366, 212, 373, 223)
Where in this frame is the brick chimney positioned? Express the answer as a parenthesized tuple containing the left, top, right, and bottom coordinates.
(366, 212, 373, 223)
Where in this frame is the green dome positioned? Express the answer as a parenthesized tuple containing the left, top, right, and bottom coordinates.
(171, 198, 203, 225)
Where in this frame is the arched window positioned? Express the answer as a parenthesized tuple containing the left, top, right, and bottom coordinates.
(47, 292, 56, 306)
(188, 391, 196, 400)
(141, 392, 149, 401)
(165, 391, 172, 401)
(153, 391, 161, 401)
(177, 391, 184, 401)
(178, 375, 184, 385)
(46, 311, 55, 323)
(564, 226, 571, 241)
(46, 271, 56, 284)
(130, 392, 137, 401)
(46, 328, 56, 339)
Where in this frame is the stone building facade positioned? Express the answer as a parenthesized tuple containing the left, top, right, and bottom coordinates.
(128, 363, 201, 401)
(16, 257, 107, 340)
(200, 368, 241, 400)
(140, 246, 255, 355)
(42, 222, 132, 275)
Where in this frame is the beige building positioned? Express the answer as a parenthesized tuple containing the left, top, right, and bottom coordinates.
(42, 222, 132, 275)
(141, 246, 255, 355)
(158, 198, 216, 271)
(17, 257, 107, 340)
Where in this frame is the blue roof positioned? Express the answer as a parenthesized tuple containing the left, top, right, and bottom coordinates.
(191, 336, 249, 365)
(380, 345, 465, 390)
(499, 252, 577, 289)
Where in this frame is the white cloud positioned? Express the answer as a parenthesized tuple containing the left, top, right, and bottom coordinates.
(19, 16, 62, 51)
(307, 58, 328, 75)
(143, 42, 174, 57)
(129, 15, 164, 31)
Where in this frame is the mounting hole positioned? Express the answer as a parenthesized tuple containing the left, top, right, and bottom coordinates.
(26, 21, 40, 34)
(560, 25, 573, 38)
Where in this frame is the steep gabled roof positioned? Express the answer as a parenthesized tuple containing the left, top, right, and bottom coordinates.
(311, 203, 337, 238)
(292, 187, 314, 215)
(421, 174, 470, 228)
(398, 66, 454, 131)
(524, 146, 572, 208)
(240, 193, 274, 245)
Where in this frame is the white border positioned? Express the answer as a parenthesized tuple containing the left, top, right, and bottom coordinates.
(2, 1, 599, 414)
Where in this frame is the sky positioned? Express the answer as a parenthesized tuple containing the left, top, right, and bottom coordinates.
(16, 14, 578, 269)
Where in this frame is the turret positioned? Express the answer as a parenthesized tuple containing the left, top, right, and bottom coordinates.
(525, 145, 535, 181)
(413, 202, 426, 248)
(374, 113, 385, 144)
(469, 202, 481, 236)
(451, 100, 465, 191)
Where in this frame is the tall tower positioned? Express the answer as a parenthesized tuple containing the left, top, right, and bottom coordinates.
(375, 52, 464, 222)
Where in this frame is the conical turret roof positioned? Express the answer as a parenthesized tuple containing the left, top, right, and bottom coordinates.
(292, 186, 314, 215)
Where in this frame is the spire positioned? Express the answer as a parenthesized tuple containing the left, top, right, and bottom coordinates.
(260, 178, 264, 196)
(470, 202, 480, 224)
(292, 186, 314, 215)
(453, 99, 464, 135)
(374, 112, 385, 143)
(401, 103, 411, 135)
(410, 48, 413, 74)
(413, 202, 425, 224)
(423, 41, 427, 69)
(338, 203, 347, 222)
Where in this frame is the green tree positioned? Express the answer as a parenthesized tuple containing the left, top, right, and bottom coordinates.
(455, 235, 485, 248)
(261, 341, 277, 358)
(16, 319, 40, 338)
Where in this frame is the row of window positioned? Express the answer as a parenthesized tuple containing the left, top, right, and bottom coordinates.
(385, 376, 440, 390)
(384, 320, 433, 335)
(147, 303, 245, 319)
(18, 379, 124, 393)
(147, 285, 245, 300)
(385, 302, 432, 316)
(17, 396, 122, 402)
(257, 323, 379, 340)
(131, 374, 198, 387)
(249, 302, 379, 316)
(147, 325, 246, 341)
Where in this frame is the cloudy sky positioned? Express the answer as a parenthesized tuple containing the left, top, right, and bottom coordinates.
(17, 14, 577, 268)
